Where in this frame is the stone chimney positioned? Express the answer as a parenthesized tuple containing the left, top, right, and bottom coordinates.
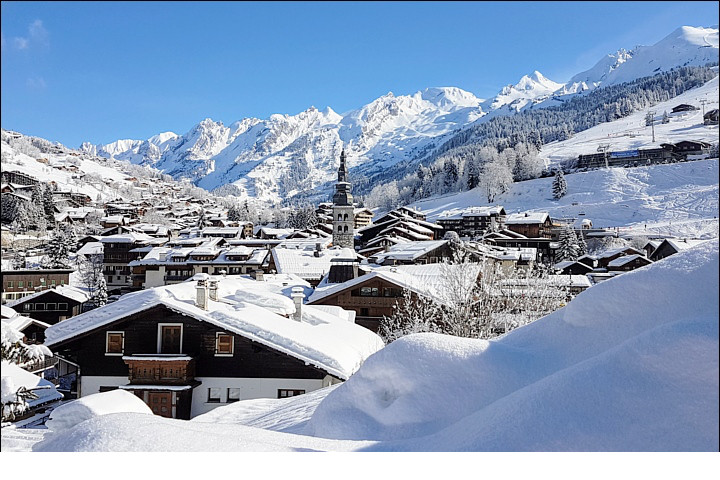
(196, 278, 209, 310)
(291, 287, 304, 321)
(208, 279, 219, 302)
(159, 251, 167, 262)
(252, 270, 264, 281)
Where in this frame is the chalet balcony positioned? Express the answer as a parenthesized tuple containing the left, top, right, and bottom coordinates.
(123, 354, 196, 385)
(164, 274, 194, 282)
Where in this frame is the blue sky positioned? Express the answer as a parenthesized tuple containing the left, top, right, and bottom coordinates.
(1, 1, 718, 147)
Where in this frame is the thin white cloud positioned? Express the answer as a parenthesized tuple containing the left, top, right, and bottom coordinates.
(13, 37, 29, 49)
(29, 19, 48, 45)
(11, 19, 48, 50)
(26, 76, 47, 89)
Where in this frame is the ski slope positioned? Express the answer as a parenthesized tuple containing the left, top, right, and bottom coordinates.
(409, 158, 719, 240)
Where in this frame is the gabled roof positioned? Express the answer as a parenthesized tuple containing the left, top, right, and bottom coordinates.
(505, 212, 550, 224)
(44, 275, 383, 380)
(607, 254, 651, 268)
(7, 285, 90, 307)
(309, 262, 477, 306)
(271, 246, 358, 280)
(369, 240, 449, 264)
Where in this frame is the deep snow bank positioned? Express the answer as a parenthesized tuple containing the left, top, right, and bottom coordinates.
(308, 241, 719, 450)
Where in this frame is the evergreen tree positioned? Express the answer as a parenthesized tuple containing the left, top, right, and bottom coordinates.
(552, 170, 567, 200)
(662, 111, 670, 124)
(11, 251, 26, 270)
(94, 276, 108, 307)
(45, 226, 72, 268)
(557, 225, 580, 262)
(576, 231, 588, 257)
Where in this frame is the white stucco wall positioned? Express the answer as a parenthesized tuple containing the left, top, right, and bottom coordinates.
(77, 375, 339, 418)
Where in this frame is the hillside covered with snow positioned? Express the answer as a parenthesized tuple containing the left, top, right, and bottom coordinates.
(6, 235, 716, 452)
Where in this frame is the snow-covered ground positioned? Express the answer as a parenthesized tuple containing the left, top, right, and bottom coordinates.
(3, 239, 717, 452)
(539, 75, 719, 165)
(410, 158, 719, 240)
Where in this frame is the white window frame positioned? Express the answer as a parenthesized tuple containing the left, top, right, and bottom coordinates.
(227, 387, 241, 403)
(207, 387, 222, 403)
(105, 331, 125, 356)
(156, 323, 184, 354)
(214, 332, 234, 357)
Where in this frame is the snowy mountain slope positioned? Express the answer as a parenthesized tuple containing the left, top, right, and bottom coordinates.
(80, 87, 485, 203)
(531, 25, 719, 109)
(77, 25, 718, 204)
(0, 129, 197, 204)
(481, 71, 564, 112)
(13, 238, 717, 452)
(2, 132, 132, 202)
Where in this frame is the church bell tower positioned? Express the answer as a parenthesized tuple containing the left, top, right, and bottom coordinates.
(332, 149, 355, 249)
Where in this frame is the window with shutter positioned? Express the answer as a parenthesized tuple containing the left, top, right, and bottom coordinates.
(215, 333, 233, 356)
(106, 331, 124, 355)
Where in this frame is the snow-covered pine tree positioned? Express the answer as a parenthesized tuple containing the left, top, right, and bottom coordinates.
(552, 170, 567, 200)
(45, 225, 71, 268)
(94, 275, 108, 307)
(576, 230, 588, 257)
(11, 251, 26, 270)
(556, 225, 580, 262)
(662, 111, 670, 124)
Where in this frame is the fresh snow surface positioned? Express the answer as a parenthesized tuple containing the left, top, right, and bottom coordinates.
(307, 240, 719, 450)
(410, 158, 719, 240)
(44, 389, 152, 433)
(10, 240, 717, 452)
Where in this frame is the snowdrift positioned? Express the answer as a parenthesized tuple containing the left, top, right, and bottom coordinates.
(308, 241, 719, 450)
(44, 389, 152, 433)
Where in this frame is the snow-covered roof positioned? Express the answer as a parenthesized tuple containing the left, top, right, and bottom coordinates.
(664, 238, 708, 252)
(271, 246, 357, 280)
(369, 240, 448, 263)
(99, 232, 154, 244)
(44, 275, 383, 380)
(77, 241, 103, 256)
(1, 305, 19, 320)
(7, 285, 90, 307)
(1, 361, 63, 408)
(607, 254, 649, 267)
(310, 263, 477, 306)
(504, 212, 550, 224)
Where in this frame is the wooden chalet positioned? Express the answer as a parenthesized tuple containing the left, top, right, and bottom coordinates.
(7, 285, 89, 325)
(671, 103, 698, 113)
(606, 254, 652, 272)
(504, 212, 552, 238)
(1, 269, 74, 304)
(43, 275, 383, 419)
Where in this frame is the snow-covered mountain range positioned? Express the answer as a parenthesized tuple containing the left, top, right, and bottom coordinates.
(79, 25, 719, 203)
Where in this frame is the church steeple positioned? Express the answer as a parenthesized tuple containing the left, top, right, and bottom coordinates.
(332, 147, 354, 248)
(338, 149, 348, 183)
(332, 148, 353, 207)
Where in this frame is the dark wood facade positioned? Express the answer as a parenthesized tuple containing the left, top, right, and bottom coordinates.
(10, 289, 85, 325)
(2, 269, 73, 304)
(309, 277, 408, 332)
(50, 304, 330, 418)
